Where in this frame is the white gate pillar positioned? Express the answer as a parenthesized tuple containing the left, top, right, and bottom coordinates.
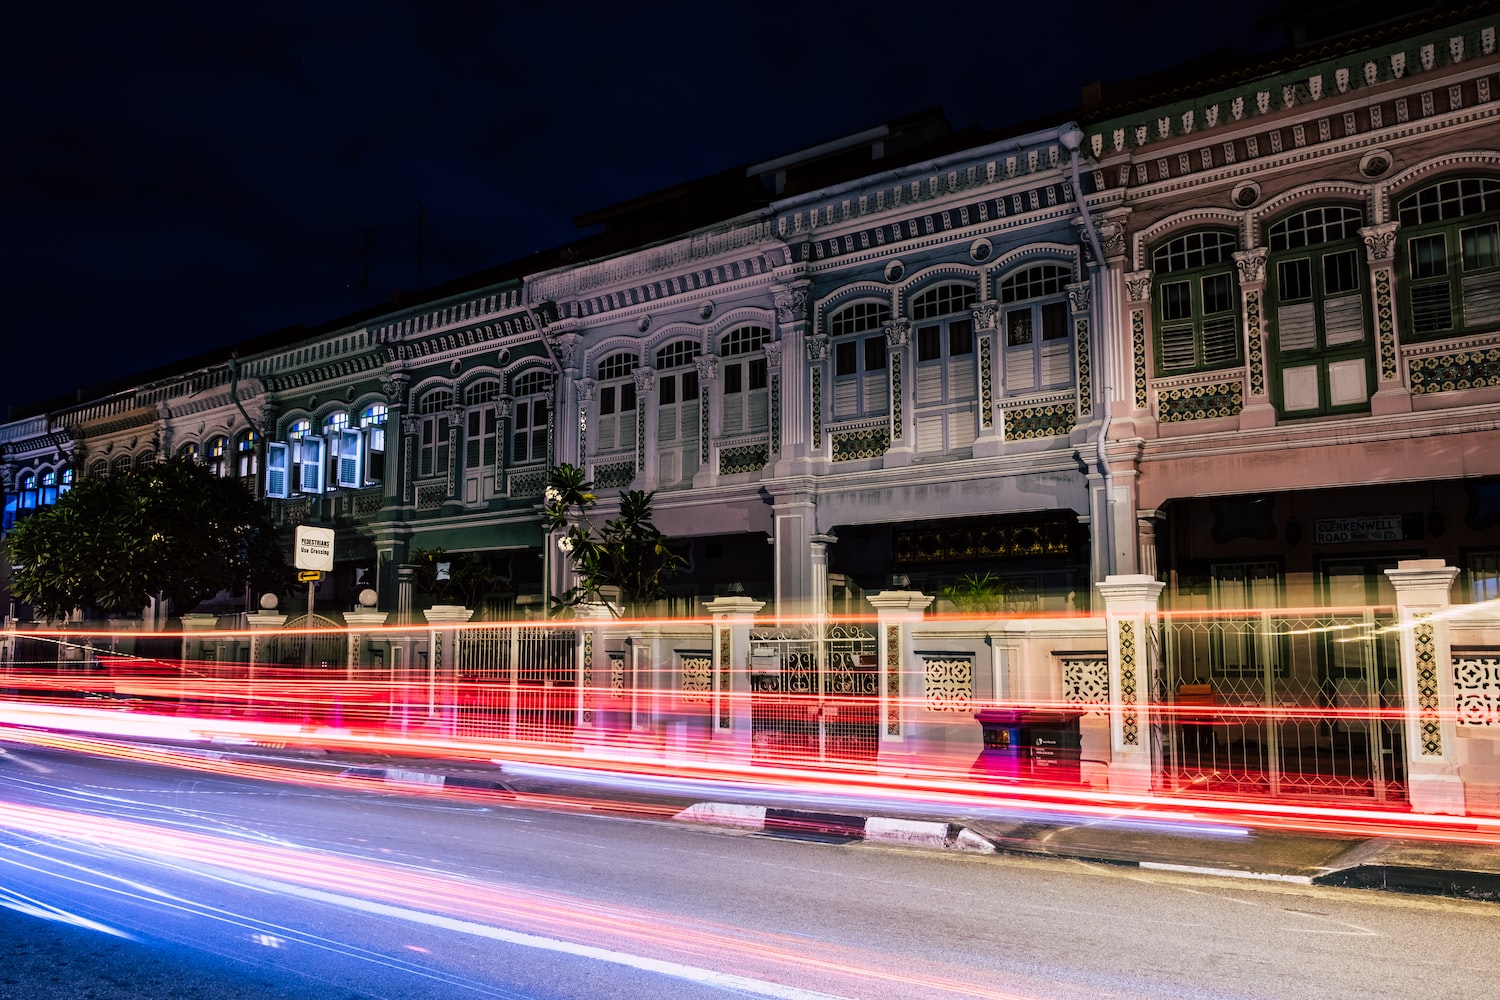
(703, 595, 764, 762)
(867, 589, 935, 772)
(1385, 559, 1465, 815)
(1097, 574, 1164, 795)
(423, 604, 473, 735)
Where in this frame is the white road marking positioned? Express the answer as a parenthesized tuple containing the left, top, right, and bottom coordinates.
(225, 870, 856, 1000)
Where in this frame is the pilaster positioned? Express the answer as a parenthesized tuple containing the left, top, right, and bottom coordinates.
(867, 589, 935, 770)
(1233, 248, 1276, 428)
(1361, 222, 1413, 415)
(1386, 559, 1465, 814)
(1096, 574, 1164, 795)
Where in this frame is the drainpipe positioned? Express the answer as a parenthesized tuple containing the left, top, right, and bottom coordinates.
(1059, 124, 1115, 586)
(524, 299, 564, 617)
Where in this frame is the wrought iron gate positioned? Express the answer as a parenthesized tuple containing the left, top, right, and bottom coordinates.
(454, 625, 576, 741)
(1157, 608, 1406, 803)
(748, 620, 880, 764)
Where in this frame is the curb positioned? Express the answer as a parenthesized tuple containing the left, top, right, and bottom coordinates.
(340, 765, 510, 792)
(674, 803, 994, 854)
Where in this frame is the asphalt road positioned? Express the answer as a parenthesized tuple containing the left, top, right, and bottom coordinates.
(0, 743, 1495, 1000)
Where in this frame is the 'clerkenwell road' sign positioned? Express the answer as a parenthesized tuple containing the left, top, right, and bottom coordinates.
(293, 525, 335, 572)
(1313, 515, 1404, 545)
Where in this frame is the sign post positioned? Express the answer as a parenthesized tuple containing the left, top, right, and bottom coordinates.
(294, 526, 335, 618)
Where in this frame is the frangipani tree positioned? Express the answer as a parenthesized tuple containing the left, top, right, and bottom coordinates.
(542, 463, 684, 616)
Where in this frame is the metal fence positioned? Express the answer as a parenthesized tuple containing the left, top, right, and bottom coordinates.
(1156, 608, 1406, 803)
(748, 620, 880, 764)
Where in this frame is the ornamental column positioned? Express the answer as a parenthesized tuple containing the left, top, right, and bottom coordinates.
(881, 319, 914, 468)
(1385, 559, 1465, 814)
(1361, 222, 1413, 415)
(554, 333, 584, 466)
(692, 356, 719, 488)
(381, 373, 410, 503)
(770, 484, 818, 616)
(971, 301, 1003, 457)
(634, 368, 657, 490)
(445, 404, 463, 501)
(805, 333, 831, 466)
(574, 378, 595, 475)
(1064, 281, 1093, 448)
(772, 281, 812, 475)
(1097, 574, 1165, 795)
(1233, 248, 1276, 428)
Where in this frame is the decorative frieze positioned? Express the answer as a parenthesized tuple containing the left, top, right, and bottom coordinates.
(831, 424, 890, 462)
(1155, 380, 1245, 422)
(1001, 401, 1076, 440)
(593, 461, 634, 489)
(1408, 347, 1500, 394)
(719, 443, 769, 476)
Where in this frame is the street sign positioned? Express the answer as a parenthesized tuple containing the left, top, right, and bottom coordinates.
(293, 525, 335, 571)
(297, 570, 322, 583)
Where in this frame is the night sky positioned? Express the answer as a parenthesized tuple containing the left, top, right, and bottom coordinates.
(4, 1, 1284, 417)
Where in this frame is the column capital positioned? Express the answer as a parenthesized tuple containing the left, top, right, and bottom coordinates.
(1124, 271, 1152, 303)
(1232, 247, 1268, 285)
(1360, 221, 1401, 263)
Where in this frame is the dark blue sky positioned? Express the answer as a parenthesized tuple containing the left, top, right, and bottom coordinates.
(2, 1, 1284, 416)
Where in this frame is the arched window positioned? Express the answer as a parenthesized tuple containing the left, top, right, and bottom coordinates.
(654, 340, 702, 483)
(595, 352, 638, 454)
(1000, 264, 1075, 394)
(510, 372, 552, 466)
(830, 301, 890, 421)
(113, 455, 134, 477)
(417, 390, 454, 480)
(358, 404, 386, 484)
(1150, 231, 1240, 373)
(720, 326, 770, 435)
(59, 467, 73, 496)
(910, 282, 977, 455)
(177, 442, 200, 464)
(1267, 205, 1371, 417)
(135, 451, 154, 468)
(39, 470, 58, 506)
(236, 430, 259, 479)
(462, 381, 501, 502)
(1397, 176, 1500, 339)
(89, 459, 107, 480)
(206, 436, 228, 478)
(19, 474, 38, 510)
(288, 413, 324, 491)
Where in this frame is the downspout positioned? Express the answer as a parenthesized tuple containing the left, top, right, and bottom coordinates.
(524, 299, 564, 618)
(1059, 124, 1115, 587)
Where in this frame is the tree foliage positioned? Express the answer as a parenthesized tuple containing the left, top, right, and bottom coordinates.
(408, 546, 507, 610)
(6, 458, 291, 620)
(542, 463, 685, 616)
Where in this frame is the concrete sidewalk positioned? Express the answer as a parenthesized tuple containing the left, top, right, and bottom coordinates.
(184, 740, 1500, 905)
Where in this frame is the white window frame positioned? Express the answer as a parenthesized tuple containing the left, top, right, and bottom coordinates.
(999, 263, 1075, 395)
(830, 302, 890, 421)
(910, 283, 978, 456)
